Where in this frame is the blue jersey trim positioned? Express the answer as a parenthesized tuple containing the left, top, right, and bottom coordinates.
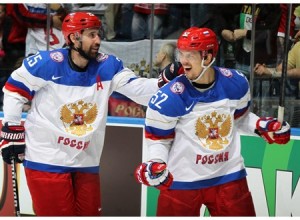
(170, 169, 247, 190)
(23, 160, 99, 173)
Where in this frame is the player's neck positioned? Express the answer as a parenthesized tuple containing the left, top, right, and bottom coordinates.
(193, 68, 215, 85)
(69, 50, 88, 72)
(70, 50, 89, 69)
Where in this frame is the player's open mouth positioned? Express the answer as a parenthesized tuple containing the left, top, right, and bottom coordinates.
(184, 67, 192, 72)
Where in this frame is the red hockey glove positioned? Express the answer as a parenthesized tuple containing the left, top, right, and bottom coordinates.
(135, 161, 173, 190)
(255, 117, 290, 144)
(0, 123, 25, 164)
(158, 62, 184, 88)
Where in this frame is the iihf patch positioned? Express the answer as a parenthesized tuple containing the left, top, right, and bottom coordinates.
(170, 82, 185, 94)
(50, 52, 64, 62)
(219, 68, 232, 77)
(96, 53, 109, 62)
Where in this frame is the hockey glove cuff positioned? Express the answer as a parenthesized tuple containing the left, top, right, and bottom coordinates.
(0, 123, 25, 164)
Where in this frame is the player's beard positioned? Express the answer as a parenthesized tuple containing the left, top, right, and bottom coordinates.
(87, 44, 100, 59)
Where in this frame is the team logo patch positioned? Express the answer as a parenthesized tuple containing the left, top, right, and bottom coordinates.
(96, 53, 109, 62)
(195, 111, 233, 151)
(170, 82, 185, 94)
(50, 51, 64, 62)
(219, 68, 232, 78)
(60, 100, 98, 136)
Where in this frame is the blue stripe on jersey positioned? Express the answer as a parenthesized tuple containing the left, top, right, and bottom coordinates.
(234, 101, 251, 119)
(23, 160, 99, 173)
(7, 77, 35, 97)
(170, 169, 247, 190)
(145, 125, 175, 137)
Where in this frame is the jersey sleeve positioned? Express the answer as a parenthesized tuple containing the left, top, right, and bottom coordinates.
(3, 52, 49, 101)
(144, 84, 187, 162)
(228, 70, 252, 121)
(110, 56, 158, 106)
(231, 70, 259, 135)
(2, 51, 50, 124)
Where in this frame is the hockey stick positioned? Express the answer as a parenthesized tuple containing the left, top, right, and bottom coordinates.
(11, 156, 21, 217)
(278, 4, 292, 124)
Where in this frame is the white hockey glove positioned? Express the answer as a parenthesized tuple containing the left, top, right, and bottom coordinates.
(135, 160, 173, 190)
(255, 117, 290, 144)
(0, 123, 25, 164)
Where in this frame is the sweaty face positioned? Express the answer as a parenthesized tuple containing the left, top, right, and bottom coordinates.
(80, 28, 101, 58)
(178, 50, 203, 81)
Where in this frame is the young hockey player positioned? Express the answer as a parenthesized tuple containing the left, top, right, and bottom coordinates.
(135, 27, 291, 216)
(0, 12, 158, 216)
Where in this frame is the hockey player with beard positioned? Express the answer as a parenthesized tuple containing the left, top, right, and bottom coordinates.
(135, 27, 291, 216)
(0, 12, 158, 216)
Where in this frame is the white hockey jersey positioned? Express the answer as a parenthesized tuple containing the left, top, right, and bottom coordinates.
(145, 67, 259, 190)
(3, 48, 158, 173)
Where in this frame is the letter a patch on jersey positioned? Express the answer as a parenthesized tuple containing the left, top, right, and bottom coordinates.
(96, 75, 103, 90)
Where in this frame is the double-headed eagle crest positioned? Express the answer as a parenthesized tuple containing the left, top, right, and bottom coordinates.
(195, 111, 232, 151)
(60, 100, 98, 136)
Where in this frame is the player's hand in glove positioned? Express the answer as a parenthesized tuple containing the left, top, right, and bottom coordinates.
(158, 62, 184, 88)
(255, 117, 290, 144)
(0, 123, 25, 164)
(135, 160, 173, 190)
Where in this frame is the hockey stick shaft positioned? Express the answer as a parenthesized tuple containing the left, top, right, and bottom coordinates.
(11, 156, 21, 217)
(278, 4, 292, 123)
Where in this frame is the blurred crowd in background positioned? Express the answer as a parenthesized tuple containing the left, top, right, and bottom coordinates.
(0, 3, 300, 128)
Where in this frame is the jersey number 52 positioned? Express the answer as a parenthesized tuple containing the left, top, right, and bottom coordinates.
(150, 91, 168, 109)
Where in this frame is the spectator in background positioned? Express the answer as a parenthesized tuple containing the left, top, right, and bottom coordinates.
(11, 4, 68, 56)
(131, 4, 169, 41)
(254, 41, 300, 127)
(104, 4, 120, 41)
(294, 5, 300, 40)
(1, 4, 28, 68)
(0, 4, 6, 110)
(221, 4, 281, 118)
(0, 4, 5, 62)
(231, 4, 281, 77)
(190, 4, 242, 67)
(255, 42, 300, 79)
(154, 42, 185, 88)
(153, 42, 176, 74)
(1, 4, 27, 110)
(276, 4, 296, 66)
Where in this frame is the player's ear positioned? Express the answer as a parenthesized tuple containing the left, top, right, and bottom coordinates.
(69, 33, 76, 45)
(204, 53, 213, 65)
